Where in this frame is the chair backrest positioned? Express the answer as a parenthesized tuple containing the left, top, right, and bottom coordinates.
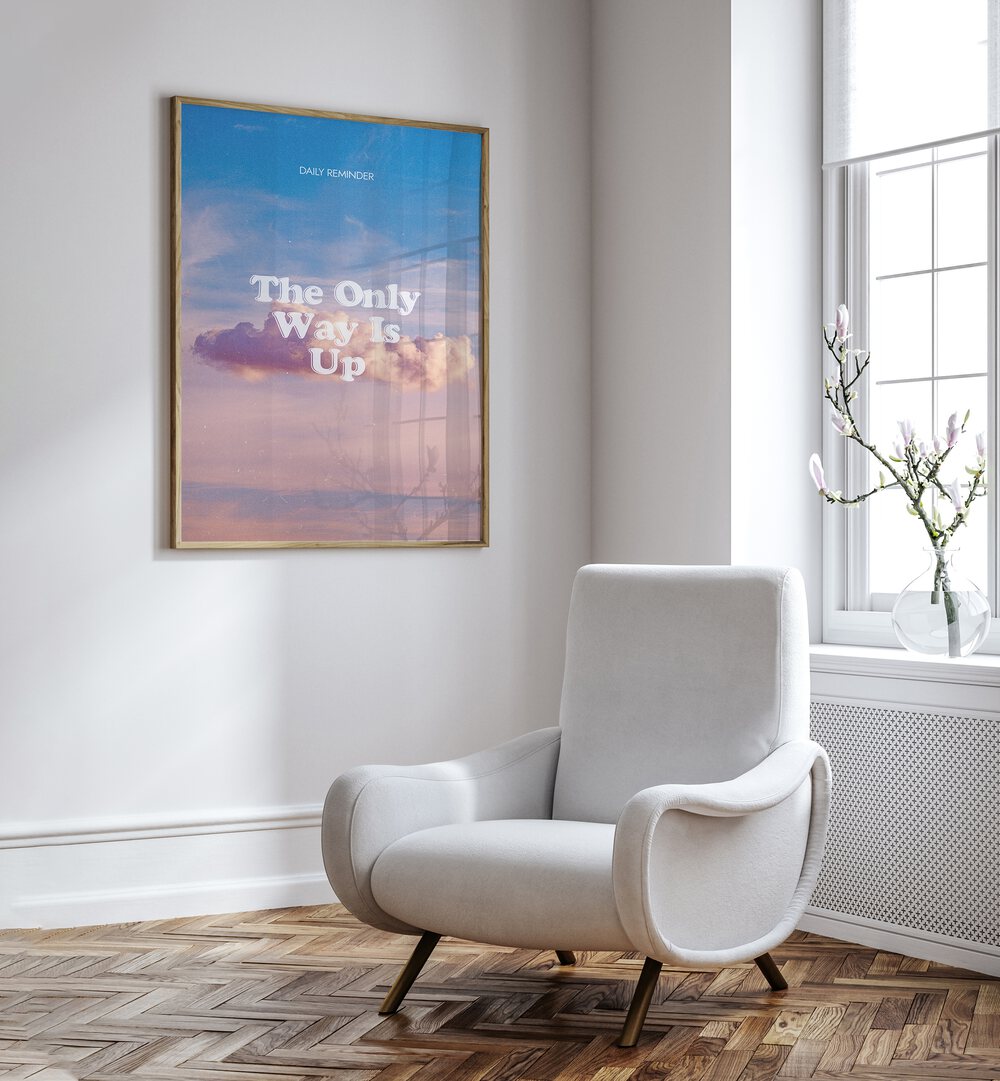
(551, 564, 809, 823)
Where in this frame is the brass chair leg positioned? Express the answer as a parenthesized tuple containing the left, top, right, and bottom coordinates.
(618, 956, 662, 1047)
(555, 950, 577, 965)
(754, 952, 787, 991)
(379, 931, 441, 1014)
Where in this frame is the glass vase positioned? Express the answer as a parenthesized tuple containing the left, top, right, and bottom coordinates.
(890, 548, 991, 658)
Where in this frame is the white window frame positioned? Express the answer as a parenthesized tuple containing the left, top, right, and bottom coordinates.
(822, 138, 1000, 653)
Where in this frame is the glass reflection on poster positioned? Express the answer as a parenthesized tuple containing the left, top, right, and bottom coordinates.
(172, 97, 488, 547)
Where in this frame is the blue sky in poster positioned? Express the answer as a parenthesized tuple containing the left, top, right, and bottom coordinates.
(180, 101, 482, 331)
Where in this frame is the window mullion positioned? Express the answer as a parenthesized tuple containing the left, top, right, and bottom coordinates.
(846, 162, 871, 612)
(931, 148, 939, 513)
(989, 135, 999, 613)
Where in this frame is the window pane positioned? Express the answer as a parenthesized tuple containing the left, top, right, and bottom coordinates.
(935, 374, 989, 590)
(867, 376, 988, 596)
(871, 163, 932, 276)
(938, 374, 985, 436)
(936, 137, 989, 162)
(880, 147, 934, 171)
(870, 274, 932, 383)
(867, 380, 933, 595)
(868, 380, 932, 454)
(936, 374, 987, 443)
(869, 489, 931, 595)
(937, 264, 988, 377)
(955, 508, 990, 593)
(937, 151, 988, 267)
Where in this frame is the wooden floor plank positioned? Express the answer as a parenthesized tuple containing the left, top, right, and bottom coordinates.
(774, 1036, 826, 1078)
(893, 1022, 937, 1061)
(1, 905, 998, 1080)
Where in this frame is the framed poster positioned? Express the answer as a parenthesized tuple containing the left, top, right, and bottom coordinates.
(171, 97, 488, 548)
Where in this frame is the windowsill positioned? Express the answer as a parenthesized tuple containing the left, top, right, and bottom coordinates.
(810, 642, 1000, 686)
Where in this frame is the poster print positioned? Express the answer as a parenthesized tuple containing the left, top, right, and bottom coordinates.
(171, 98, 488, 547)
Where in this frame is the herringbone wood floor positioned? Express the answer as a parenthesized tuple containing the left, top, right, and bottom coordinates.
(2, 905, 999, 1080)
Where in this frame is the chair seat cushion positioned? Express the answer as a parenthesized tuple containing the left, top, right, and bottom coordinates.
(370, 819, 633, 952)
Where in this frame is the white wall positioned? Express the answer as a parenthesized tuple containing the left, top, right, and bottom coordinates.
(730, 0, 824, 638)
(591, 0, 733, 565)
(590, 0, 823, 628)
(0, 0, 592, 925)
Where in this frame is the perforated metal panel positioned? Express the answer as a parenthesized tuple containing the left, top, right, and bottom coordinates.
(810, 700, 1000, 946)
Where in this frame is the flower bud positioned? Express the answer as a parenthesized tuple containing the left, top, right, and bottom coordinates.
(831, 412, 855, 437)
(946, 413, 960, 449)
(835, 304, 850, 342)
(946, 478, 964, 512)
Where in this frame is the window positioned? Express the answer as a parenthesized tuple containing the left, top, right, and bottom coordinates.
(822, 0, 1000, 651)
(865, 140, 992, 606)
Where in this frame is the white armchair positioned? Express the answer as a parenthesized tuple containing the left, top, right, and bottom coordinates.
(322, 564, 830, 1046)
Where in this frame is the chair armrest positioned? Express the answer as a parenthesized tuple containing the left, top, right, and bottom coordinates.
(619, 739, 824, 820)
(613, 740, 830, 965)
(322, 726, 562, 933)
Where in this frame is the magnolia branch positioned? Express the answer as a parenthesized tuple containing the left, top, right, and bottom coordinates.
(810, 306, 987, 554)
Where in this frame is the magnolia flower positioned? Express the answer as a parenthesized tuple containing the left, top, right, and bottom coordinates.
(918, 441, 928, 458)
(893, 440, 906, 460)
(835, 304, 850, 342)
(898, 419, 914, 445)
(831, 411, 855, 437)
(808, 453, 827, 493)
(976, 431, 986, 461)
(932, 434, 944, 454)
(946, 412, 960, 448)
(946, 478, 964, 513)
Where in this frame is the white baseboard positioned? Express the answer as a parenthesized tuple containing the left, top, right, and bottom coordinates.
(800, 906, 1000, 978)
(1, 803, 331, 929)
(16, 873, 333, 928)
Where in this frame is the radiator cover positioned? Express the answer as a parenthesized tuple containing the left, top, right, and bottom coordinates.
(810, 699, 1000, 947)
